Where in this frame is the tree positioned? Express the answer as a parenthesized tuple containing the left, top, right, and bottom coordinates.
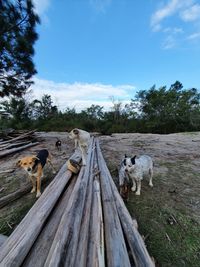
(0, 95, 33, 129)
(134, 81, 200, 133)
(83, 104, 104, 120)
(0, 0, 40, 98)
(32, 94, 58, 120)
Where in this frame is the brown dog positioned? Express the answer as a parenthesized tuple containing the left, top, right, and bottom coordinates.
(17, 149, 55, 198)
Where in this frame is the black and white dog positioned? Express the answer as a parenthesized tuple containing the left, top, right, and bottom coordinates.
(120, 154, 153, 196)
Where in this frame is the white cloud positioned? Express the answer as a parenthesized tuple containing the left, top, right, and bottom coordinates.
(33, 0, 50, 15)
(89, 0, 112, 13)
(150, 0, 196, 31)
(162, 35, 176, 49)
(187, 31, 200, 39)
(163, 27, 184, 33)
(29, 77, 135, 112)
(151, 0, 200, 49)
(180, 4, 200, 21)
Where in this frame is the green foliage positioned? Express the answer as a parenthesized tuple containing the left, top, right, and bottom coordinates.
(32, 94, 58, 120)
(1, 81, 200, 134)
(0, 0, 40, 97)
(134, 81, 200, 133)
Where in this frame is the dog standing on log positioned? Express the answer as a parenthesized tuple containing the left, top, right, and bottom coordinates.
(69, 128, 90, 165)
(17, 149, 55, 198)
(121, 154, 153, 196)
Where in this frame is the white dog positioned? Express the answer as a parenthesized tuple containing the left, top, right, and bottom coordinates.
(121, 154, 153, 196)
(69, 128, 90, 165)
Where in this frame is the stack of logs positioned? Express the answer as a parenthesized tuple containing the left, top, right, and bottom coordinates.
(0, 130, 39, 159)
(0, 137, 155, 267)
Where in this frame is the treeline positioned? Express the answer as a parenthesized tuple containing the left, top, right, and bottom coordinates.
(0, 81, 200, 134)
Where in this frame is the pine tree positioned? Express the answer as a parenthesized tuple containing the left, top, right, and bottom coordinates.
(0, 0, 40, 98)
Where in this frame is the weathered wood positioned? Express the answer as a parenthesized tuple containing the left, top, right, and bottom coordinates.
(0, 142, 39, 158)
(0, 138, 155, 267)
(0, 169, 15, 175)
(96, 139, 131, 267)
(44, 138, 95, 267)
(87, 179, 105, 267)
(0, 234, 8, 248)
(73, 146, 96, 267)
(22, 175, 78, 267)
(96, 139, 155, 267)
(0, 130, 36, 146)
(0, 186, 31, 209)
(110, 176, 155, 267)
(0, 151, 81, 267)
(0, 141, 30, 151)
(0, 174, 52, 209)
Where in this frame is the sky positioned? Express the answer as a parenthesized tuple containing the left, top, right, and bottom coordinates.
(30, 0, 200, 111)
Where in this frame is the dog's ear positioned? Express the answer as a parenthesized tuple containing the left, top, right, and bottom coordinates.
(73, 129, 79, 135)
(131, 155, 136, 165)
(123, 158, 126, 166)
(124, 154, 127, 158)
(16, 159, 21, 167)
(32, 156, 39, 161)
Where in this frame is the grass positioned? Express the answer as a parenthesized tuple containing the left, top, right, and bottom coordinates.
(0, 171, 54, 236)
(0, 196, 36, 236)
(109, 159, 200, 267)
(126, 190, 200, 267)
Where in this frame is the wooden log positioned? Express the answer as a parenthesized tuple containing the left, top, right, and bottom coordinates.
(44, 138, 95, 267)
(96, 139, 131, 267)
(0, 234, 8, 248)
(87, 179, 105, 267)
(0, 186, 31, 209)
(0, 141, 30, 151)
(110, 178, 155, 267)
(0, 169, 15, 175)
(0, 174, 53, 209)
(96, 140, 155, 267)
(0, 142, 39, 158)
(22, 175, 78, 267)
(0, 130, 36, 146)
(73, 147, 96, 267)
(0, 151, 81, 267)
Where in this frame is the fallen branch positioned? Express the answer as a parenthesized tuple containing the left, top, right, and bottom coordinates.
(0, 130, 36, 146)
(0, 169, 15, 175)
(0, 142, 39, 159)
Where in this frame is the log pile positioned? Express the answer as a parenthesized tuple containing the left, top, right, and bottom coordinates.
(0, 138, 155, 267)
(0, 130, 40, 158)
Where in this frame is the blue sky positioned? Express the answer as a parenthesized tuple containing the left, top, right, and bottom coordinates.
(31, 0, 200, 111)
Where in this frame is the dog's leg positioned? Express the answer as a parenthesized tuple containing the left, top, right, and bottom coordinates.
(47, 156, 56, 174)
(74, 139, 78, 149)
(131, 178, 136, 192)
(135, 179, 141, 195)
(149, 168, 153, 187)
(29, 175, 36, 193)
(36, 167, 43, 198)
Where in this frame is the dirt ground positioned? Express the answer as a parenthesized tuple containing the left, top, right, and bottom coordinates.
(0, 131, 200, 266)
